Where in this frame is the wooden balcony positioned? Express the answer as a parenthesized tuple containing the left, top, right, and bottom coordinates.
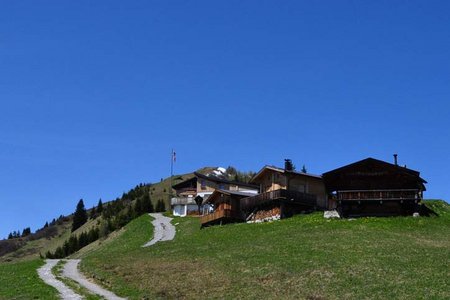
(337, 189, 420, 201)
(200, 209, 243, 226)
(175, 187, 197, 194)
(171, 197, 196, 206)
(240, 189, 317, 211)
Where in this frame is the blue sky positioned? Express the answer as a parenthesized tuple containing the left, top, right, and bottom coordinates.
(1, 1, 449, 238)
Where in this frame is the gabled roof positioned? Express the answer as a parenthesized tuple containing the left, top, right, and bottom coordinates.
(250, 165, 322, 184)
(323, 157, 427, 183)
(172, 176, 197, 189)
(193, 172, 258, 189)
(322, 157, 427, 191)
(203, 189, 255, 205)
(172, 172, 259, 189)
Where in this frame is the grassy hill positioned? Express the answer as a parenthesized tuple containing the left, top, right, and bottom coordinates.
(0, 168, 207, 264)
(0, 259, 59, 300)
(76, 200, 450, 299)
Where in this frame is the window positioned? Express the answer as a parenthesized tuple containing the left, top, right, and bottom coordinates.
(201, 180, 206, 190)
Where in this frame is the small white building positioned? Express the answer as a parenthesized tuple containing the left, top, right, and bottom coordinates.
(171, 171, 258, 217)
(171, 195, 198, 217)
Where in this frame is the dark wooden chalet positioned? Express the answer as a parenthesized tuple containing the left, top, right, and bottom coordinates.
(200, 190, 255, 227)
(322, 157, 427, 217)
(240, 160, 327, 222)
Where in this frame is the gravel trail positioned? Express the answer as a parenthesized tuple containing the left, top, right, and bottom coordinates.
(63, 259, 126, 300)
(37, 259, 82, 300)
(142, 213, 175, 247)
(38, 213, 171, 299)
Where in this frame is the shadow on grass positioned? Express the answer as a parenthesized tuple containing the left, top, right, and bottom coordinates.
(419, 203, 438, 216)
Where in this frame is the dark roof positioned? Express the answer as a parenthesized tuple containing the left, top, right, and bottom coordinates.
(203, 189, 256, 204)
(322, 157, 427, 191)
(172, 172, 259, 190)
(250, 165, 322, 184)
(323, 157, 426, 181)
(193, 172, 259, 189)
(172, 176, 197, 189)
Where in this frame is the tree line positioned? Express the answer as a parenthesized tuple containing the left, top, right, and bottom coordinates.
(7, 227, 31, 239)
(46, 184, 166, 259)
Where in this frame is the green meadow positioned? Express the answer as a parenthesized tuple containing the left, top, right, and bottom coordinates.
(0, 200, 448, 299)
(0, 259, 58, 300)
(78, 200, 450, 299)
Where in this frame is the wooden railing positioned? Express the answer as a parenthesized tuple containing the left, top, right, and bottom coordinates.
(200, 209, 243, 225)
(240, 189, 317, 211)
(174, 187, 197, 194)
(337, 189, 420, 201)
(171, 197, 196, 206)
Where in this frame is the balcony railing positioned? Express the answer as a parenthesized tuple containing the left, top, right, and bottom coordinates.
(337, 189, 420, 201)
(171, 197, 196, 206)
(201, 209, 243, 225)
(240, 189, 317, 211)
(174, 187, 197, 194)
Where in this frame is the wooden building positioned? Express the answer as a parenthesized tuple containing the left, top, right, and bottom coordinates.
(322, 157, 427, 217)
(200, 190, 255, 227)
(171, 172, 258, 217)
(240, 160, 327, 222)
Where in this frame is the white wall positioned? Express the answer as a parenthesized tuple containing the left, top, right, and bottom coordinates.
(172, 205, 186, 217)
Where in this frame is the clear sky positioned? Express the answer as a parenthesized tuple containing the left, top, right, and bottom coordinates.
(1, 1, 449, 238)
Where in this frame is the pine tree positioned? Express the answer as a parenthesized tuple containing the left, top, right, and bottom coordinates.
(87, 227, 99, 242)
(156, 199, 166, 212)
(8, 232, 12, 239)
(97, 199, 103, 214)
(72, 199, 88, 232)
(301, 165, 307, 173)
(134, 197, 143, 216)
(142, 194, 154, 213)
(68, 235, 79, 254)
(90, 206, 97, 219)
(21, 227, 31, 237)
(79, 232, 88, 248)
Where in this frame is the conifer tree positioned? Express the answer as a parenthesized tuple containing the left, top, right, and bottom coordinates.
(97, 199, 103, 214)
(134, 197, 143, 216)
(79, 232, 88, 248)
(90, 206, 97, 219)
(72, 199, 88, 232)
(142, 194, 154, 213)
(156, 199, 166, 212)
(21, 227, 31, 237)
(301, 165, 308, 173)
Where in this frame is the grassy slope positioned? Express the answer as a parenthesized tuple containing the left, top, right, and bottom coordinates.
(0, 216, 103, 263)
(0, 168, 205, 264)
(0, 259, 59, 300)
(80, 200, 450, 299)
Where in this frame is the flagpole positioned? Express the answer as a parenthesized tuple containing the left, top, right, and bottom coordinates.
(169, 149, 174, 205)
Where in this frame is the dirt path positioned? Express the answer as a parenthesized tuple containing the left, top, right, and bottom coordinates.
(38, 213, 171, 298)
(63, 259, 126, 300)
(142, 213, 175, 247)
(37, 259, 82, 300)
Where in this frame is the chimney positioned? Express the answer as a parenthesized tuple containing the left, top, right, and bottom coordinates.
(393, 154, 398, 166)
(284, 159, 293, 171)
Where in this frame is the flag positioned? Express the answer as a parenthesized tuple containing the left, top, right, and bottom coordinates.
(172, 150, 176, 162)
